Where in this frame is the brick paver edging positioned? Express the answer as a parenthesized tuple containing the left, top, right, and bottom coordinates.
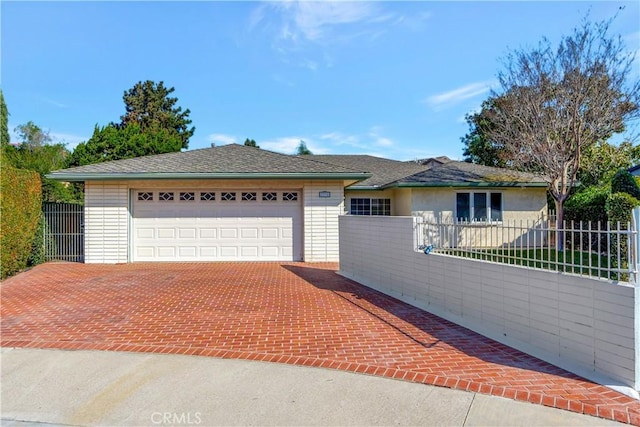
(2, 262, 640, 425)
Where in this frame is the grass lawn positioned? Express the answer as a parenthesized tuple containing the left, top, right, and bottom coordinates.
(436, 247, 627, 280)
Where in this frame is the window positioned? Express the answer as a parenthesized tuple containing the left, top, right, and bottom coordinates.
(350, 198, 391, 216)
(283, 192, 298, 201)
(262, 192, 277, 201)
(456, 192, 502, 222)
(221, 192, 236, 201)
(180, 192, 195, 201)
(242, 192, 257, 201)
(371, 198, 391, 216)
(200, 192, 216, 201)
(159, 192, 174, 201)
(137, 192, 153, 201)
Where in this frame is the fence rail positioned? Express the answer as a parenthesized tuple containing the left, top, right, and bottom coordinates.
(416, 215, 637, 283)
(43, 202, 84, 262)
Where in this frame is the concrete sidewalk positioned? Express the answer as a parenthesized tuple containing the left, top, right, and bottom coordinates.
(1, 348, 622, 426)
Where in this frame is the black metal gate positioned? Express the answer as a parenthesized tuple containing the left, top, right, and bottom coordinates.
(43, 202, 84, 262)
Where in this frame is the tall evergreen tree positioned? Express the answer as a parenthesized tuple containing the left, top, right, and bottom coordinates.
(295, 140, 313, 155)
(244, 138, 259, 148)
(120, 80, 195, 149)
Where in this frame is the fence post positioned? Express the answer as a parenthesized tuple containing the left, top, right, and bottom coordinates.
(633, 207, 640, 391)
(634, 207, 640, 286)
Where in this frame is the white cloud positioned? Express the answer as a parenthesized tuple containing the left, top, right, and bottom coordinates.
(207, 133, 237, 146)
(272, 1, 384, 44)
(367, 126, 395, 147)
(426, 80, 496, 110)
(319, 131, 361, 147)
(42, 97, 68, 108)
(250, 1, 402, 70)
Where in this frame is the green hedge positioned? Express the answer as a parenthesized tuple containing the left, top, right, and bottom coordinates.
(605, 192, 640, 282)
(611, 169, 640, 200)
(564, 186, 609, 224)
(1, 166, 42, 279)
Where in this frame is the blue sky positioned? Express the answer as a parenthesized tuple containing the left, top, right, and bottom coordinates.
(2, 1, 639, 161)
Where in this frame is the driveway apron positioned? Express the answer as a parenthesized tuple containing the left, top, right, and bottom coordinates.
(2, 262, 640, 425)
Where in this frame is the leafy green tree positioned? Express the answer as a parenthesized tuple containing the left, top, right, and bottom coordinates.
(5, 121, 78, 202)
(68, 122, 183, 167)
(484, 18, 640, 229)
(295, 140, 313, 155)
(68, 80, 194, 168)
(611, 168, 640, 200)
(244, 138, 259, 148)
(578, 141, 640, 187)
(120, 80, 194, 150)
(14, 121, 52, 149)
(461, 98, 506, 167)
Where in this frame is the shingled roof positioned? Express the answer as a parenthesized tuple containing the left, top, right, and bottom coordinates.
(304, 154, 429, 188)
(395, 161, 546, 187)
(48, 143, 546, 188)
(307, 155, 545, 188)
(48, 144, 371, 181)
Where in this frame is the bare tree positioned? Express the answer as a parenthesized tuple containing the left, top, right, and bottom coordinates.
(487, 18, 640, 233)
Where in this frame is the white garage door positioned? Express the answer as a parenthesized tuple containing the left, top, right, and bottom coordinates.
(132, 189, 302, 261)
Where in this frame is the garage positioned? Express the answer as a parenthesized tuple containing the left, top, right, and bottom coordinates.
(132, 189, 303, 261)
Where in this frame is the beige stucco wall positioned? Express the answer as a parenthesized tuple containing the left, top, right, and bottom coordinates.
(84, 179, 346, 263)
(411, 187, 547, 222)
(343, 188, 412, 216)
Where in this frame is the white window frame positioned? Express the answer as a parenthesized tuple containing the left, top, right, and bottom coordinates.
(455, 191, 503, 223)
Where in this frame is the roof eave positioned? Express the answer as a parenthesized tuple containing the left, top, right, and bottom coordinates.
(46, 172, 372, 182)
(387, 181, 548, 188)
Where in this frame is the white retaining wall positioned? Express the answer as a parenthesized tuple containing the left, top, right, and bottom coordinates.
(339, 215, 639, 392)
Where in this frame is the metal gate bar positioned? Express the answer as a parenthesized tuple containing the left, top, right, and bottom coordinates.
(43, 202, 84, 262)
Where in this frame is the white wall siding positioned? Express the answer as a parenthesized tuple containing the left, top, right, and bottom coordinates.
(303, 182, 344, 262)
(84, 182, 129, 263)
(339, 215, 638, 392)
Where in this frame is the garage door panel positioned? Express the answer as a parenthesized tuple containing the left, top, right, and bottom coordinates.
(200, 247, 217, 257)
(220, 247, 238, 257)
(261, 247, 279, 257)
(220, 228, 237, 238)
(241, 247, 258, 257)
(157, 228, 175, 239)
(241, 228, 258, 239)
(136, 247, 154, 258)
(179, 247, 197, 257)
(178, 228, 196, 239)
(137, 228, 154, 239)
(261, 228, 278, 239)
(199, 229, 217, 238)
(133, 189, 301, 261)
(157, 247, 176, 257)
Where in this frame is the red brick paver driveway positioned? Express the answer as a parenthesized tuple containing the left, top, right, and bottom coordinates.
(2, 262, 640, 424)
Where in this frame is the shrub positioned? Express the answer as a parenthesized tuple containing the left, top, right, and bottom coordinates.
(564, 186, 608, 224)
(606, 192, 640, 224)
(611, 169, 640, 200)
(0, 166, 42, 279)
(605, 192, 640, 281)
